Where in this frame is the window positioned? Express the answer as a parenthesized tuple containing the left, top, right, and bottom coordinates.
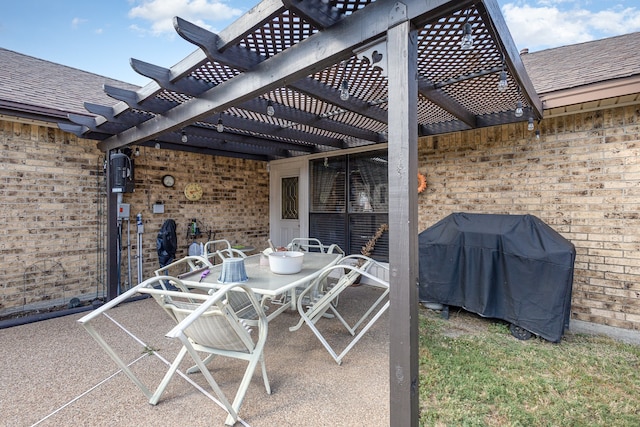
(310, 150, 388, 262)
(281, 176, 298, 219)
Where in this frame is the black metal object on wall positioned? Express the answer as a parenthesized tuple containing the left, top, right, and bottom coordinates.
(419, 213, 575, 342)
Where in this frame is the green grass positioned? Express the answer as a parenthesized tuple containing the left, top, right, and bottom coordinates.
(419, 310, 640, 427)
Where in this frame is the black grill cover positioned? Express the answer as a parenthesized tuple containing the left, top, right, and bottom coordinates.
(419, 213, 575, 342)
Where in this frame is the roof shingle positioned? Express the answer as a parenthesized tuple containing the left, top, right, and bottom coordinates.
(0, 47, 139, 119)
(521, 32, 640, 94)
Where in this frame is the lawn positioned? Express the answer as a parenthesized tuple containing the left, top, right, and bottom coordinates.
(419, 308, 640, 426)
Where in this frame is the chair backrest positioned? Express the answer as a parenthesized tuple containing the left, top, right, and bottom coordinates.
(154, 255, 212, 281)
(137, 277, 267, 352)
(203, 239, 232, 257)
(288, 238, 344, 255)
(288, 238, 325, 252)
(203, 239, 246, 264)
(164, 299, 255, 353)
(307, 255, 375, 309)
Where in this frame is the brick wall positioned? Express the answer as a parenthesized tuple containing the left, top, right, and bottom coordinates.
(0, 119, 103, 315)
(3, 103, 639, 331)
(122, 145, 270, 282)
(0, 118, 269, 316)
(418, 104, 640, 330)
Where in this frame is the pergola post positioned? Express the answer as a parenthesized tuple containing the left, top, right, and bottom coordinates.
(387, 11, 420, 427)
(105, 150, 119, 301)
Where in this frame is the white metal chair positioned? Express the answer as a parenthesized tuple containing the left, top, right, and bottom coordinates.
(283, 238, 345, 307)
(287, 237, 345, 255)
(154, 255, 212, 282)
(78, 276, 270, 426)
(289, 255, 390, 365)
(154, 251, 260, 322)
(212, 246, 264, 323)
(203, 239, 247, 265)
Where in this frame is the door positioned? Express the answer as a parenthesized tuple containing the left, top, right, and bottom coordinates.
(269, 160, 308, 247)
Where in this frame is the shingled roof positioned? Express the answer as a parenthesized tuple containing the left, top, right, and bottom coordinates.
(521, 32, 640, 95)
(0, 47, 139, 122)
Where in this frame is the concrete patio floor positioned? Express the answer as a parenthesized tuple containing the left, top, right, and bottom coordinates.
(0, 285, 389, 427)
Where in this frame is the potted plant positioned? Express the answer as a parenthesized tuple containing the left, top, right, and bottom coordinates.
(350, 223, 388, 285)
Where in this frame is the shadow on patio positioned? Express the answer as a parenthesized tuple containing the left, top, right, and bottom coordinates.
(1, 285, 389, 427)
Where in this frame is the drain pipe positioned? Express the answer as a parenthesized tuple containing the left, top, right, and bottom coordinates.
(0, 302, 99, 329)
(0, 294, 150, 330)
(136, 212, 144, 284)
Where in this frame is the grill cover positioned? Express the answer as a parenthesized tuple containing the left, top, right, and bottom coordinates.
(419, 213, 575, 342)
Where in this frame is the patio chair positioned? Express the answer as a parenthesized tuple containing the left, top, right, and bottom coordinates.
(78, 276, 270, 426)
(287, 237, 345, 255)
(154, 255, 212, 283)
(289, 255, 390, 365)
(282, 238, 345, 307)
(154, 252, 263, 325)
(212, 246, 263, 323)
(203, 239, 246, 265)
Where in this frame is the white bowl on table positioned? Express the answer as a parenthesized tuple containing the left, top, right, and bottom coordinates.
(268, 251, 304, 274)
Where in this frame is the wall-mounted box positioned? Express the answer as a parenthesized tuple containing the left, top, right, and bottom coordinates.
(153, 202, 165, 214)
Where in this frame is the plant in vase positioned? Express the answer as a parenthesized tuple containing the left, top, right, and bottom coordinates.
(359, 223, 389, 264)
(351, 223, 388, 284)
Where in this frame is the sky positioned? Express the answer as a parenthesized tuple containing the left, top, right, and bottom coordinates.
(1, 0, 639, 87)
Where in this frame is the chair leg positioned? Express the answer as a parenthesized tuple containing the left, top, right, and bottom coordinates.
(179, 336, 238, 424)
(335, 300, 390, 364)
(225, 354, 265, 425)
(186, 352, 217, 374)
(149, 346, 189, 405)
(260, 354, 271, 394)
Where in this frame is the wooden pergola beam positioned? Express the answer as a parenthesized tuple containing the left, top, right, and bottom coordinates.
(98, 0, 459, 152)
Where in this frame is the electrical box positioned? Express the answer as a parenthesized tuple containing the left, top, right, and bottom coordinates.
(110, 152, 135, 193)
(153, 202, 165, 214)
(118, 203, 130, 219)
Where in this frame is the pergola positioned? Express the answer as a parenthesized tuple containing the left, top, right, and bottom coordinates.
(59, 0, 541, 424)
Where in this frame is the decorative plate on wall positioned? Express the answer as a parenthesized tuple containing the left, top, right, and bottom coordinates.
(184, 182, 203, 201)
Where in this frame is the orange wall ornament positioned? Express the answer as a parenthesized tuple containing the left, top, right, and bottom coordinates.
(417, 172, 427, 193)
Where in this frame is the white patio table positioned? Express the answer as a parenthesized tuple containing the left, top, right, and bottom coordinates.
(179, 252, 343, 320)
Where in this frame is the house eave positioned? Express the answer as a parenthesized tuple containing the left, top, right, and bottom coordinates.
(541, 75, 640, 117)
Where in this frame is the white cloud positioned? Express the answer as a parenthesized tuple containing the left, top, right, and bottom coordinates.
(587, 8, 640, 33)
(71, 17, 87, 29)
(500, 2, 640, 52)
(128, 0, 243, 37)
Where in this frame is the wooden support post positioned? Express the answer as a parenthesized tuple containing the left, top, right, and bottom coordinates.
(387, 9, 420, 427)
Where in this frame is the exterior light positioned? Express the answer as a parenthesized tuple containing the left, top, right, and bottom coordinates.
(460, 22, 474, 50)
(181, 130, 188, 143)
(498, 71, 508, 92)
(154, 142, 160, 149)
(216, 117, 224, 133)
(266, 100, 275, 117)
(134, 147, 140, 156)
(339, 80, 350, 101)
(528, 117, 535, 131)
(514, 101, 524, 118)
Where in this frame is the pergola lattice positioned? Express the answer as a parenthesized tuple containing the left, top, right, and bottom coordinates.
(60, 0, 541, 161)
